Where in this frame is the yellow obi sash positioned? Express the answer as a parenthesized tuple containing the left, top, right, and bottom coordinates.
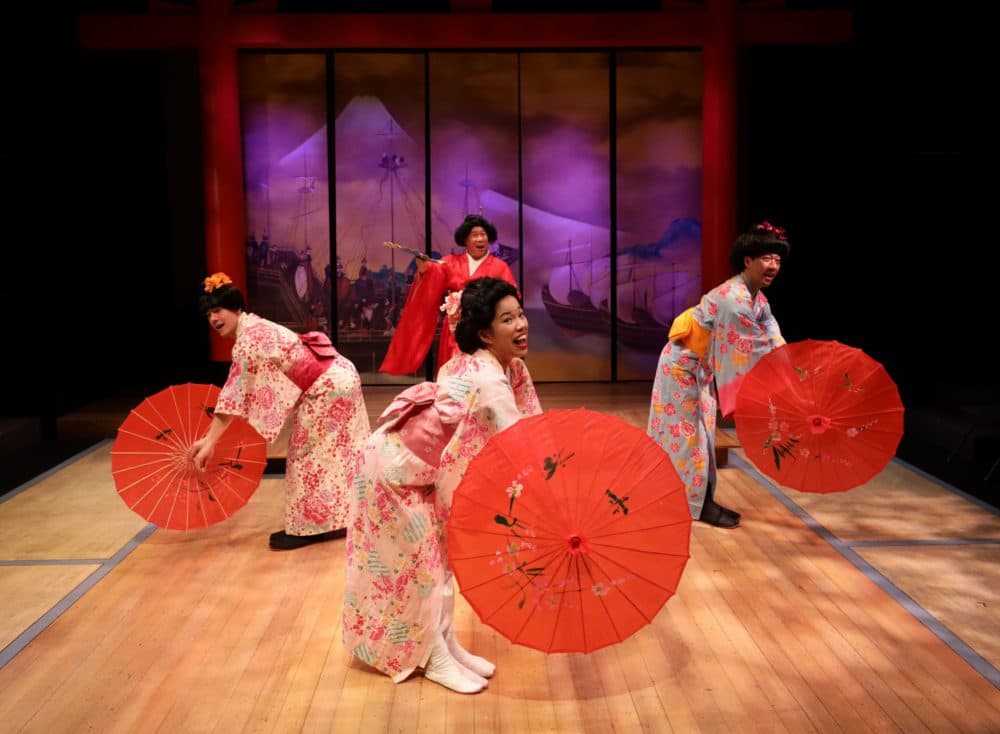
(668, 307, 710, 359)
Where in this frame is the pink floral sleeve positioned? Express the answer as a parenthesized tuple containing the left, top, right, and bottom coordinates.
(215, 313, 303, 443)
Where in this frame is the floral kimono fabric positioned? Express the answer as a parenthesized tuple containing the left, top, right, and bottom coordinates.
(648, 275, 783, 518)
(343, 350, 541, 680)
(216, 312, 370, 534)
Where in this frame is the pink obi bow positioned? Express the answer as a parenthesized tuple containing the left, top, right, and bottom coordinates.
(287, 332, 337, 392)
(379, 382, 464, 468)
(300, 331, 339, 358)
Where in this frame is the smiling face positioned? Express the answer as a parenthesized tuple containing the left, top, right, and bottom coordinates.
(206, 306, 241, 339)
(464, 226, 491, 260)
(478, 295, 528, 368)
(743, 252, 782, 292)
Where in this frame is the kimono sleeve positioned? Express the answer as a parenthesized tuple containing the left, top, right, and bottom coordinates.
(215, 330, 302, 443)
(759, 298, 785, 348)
(434, 357, 532, 512)
(379, 263, 449, 375)
(709, 290, 784, 417)
(468, 363, 537, 434)
(508, 358, 542, 418)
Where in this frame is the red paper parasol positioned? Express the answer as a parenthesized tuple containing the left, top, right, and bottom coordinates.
(734, 339, 904, 493)
(447, 408, 691, 654)
(111, 383, 267, 530)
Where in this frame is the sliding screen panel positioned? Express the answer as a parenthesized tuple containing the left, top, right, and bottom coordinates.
(520, 52, 612, 382)
(333, 53, 427, 382)
(427, 52, 521, 365)
(615, 50, 703, 380)
(239, 53, 330, 336)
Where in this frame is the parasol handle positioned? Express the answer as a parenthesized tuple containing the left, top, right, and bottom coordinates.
(382, 241, 442, 264)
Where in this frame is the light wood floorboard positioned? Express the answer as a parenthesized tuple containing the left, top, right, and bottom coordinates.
(1, 383, 998, 733)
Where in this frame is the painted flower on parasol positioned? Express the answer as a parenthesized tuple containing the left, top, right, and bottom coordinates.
(734, 339, 904, 493)
(110, 382, 267, 530)
(447, 408, 691, 654)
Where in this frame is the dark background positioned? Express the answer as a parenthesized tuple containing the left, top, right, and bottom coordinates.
(2, 2, 997, 507)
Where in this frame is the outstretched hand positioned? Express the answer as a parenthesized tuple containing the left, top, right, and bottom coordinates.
(190, 436, 215, 473)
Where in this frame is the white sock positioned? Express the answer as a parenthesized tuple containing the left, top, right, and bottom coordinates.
(447, 632, 496, 678)
(423, 632, 486, 694)
(456, 659, 488, 687)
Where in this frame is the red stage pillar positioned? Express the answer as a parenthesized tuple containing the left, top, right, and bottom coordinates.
(199, 0, 246, 361)
(701, 0, 739, 292)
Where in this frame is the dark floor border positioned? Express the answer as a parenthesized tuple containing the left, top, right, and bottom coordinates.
(0, 440, 113, 504)
(0, 523, 156, 669)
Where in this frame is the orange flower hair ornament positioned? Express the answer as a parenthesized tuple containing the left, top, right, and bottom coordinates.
(440, 289, 463, 333)
(203, 272, 233, 293)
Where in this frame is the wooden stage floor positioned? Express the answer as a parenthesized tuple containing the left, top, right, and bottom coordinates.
(1, 383, 999, 733)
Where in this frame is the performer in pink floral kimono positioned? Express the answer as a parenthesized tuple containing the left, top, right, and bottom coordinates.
(379, 214, 517, 376)
(192, 273, 371, 550)
(647, 222, 790, 528)
(344, 277, 541, 694)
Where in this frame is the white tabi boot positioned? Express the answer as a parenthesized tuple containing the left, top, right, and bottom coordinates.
(422, 630, 487, 694)
(441, 580, 496, 678)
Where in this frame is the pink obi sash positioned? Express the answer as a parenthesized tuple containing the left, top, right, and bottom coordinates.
(287, 332, 337, 392)
(378, 382, 464, 468)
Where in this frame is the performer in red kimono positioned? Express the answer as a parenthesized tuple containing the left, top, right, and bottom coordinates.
(379, 214, 517, 376)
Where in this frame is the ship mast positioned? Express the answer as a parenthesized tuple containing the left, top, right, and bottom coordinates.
(295, 155, 315, 257)
(378, 119, 407, 321)
(459, 160, 477, 218)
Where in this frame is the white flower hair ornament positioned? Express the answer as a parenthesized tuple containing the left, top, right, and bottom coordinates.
(441, 289, 463, 333)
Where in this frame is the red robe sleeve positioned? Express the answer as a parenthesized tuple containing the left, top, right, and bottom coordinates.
(381, 253, 519, 376)
(379, 261, 449, 376)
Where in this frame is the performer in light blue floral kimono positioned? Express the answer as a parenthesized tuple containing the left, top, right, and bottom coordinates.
(647, 222, 790, 528)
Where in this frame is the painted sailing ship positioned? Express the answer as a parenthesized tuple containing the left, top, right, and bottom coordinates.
(542, 218, 703, 350)
(599, 263, 700, 351)
(540, 240, 607, 334)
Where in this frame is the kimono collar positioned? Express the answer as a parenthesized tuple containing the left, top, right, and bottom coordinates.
(467, 250, 489, 275)
(474, 347, 511, 377)
(736, 274, 763, 304)
(234, 310, 256, 339)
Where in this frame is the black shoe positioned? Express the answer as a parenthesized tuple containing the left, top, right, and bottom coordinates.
(704, 493, 741, 520)
(703, 480, 740, 521)
(699, 500, 740, 528)
(720, 504, 741, 521)
(269, 528, 347, 550)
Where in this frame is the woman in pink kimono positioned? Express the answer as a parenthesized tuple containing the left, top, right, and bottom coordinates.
(647, 222, 790, 528)
(343, 277, 541, 694)
(192, 273, 371, 550)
